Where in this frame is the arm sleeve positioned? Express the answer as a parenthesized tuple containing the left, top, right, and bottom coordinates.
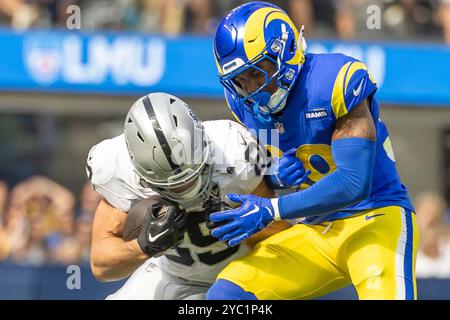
(330, 61, 377, 120)
(277, 138, 376, 220)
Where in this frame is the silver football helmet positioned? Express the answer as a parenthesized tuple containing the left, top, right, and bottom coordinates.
(124, 92, 212, 209)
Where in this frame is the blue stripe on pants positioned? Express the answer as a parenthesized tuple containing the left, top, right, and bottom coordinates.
(404, 209, 414, 300)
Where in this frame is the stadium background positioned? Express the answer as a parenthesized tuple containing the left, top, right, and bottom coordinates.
(0, 0, 449, 299)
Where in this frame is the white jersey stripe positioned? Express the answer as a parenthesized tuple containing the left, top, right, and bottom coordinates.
(395, 207, 407, 299)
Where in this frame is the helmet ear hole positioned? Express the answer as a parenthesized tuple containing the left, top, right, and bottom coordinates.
(137, 132, 145, 143)
(289, 38, 295, 54)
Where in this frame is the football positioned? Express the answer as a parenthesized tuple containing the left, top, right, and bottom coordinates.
(122, 196, 170, 241)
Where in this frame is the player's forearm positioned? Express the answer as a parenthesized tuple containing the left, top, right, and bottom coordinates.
(276, 137, 376, 220)
(91, 237, 148, 282)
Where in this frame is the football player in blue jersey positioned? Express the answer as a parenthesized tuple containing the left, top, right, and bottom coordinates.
(206, 1, 418, 300)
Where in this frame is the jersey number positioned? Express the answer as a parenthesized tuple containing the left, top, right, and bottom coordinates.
(165, 213, 239, 266)
(266, 144, 336, 187)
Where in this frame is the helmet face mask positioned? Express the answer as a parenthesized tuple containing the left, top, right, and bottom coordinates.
(124, 93, 213, 210)
(137, 161, 213, 209)
(136, 146, 213, 208)
(214, 2, 306, 122)
(220, 47, 291, 122)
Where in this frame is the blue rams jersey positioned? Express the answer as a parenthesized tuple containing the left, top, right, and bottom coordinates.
(226, 53, 414, 224)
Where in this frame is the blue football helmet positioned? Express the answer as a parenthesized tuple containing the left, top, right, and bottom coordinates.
(214, 1, 306, 122)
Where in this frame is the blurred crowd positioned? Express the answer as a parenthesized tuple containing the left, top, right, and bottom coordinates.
(0, 173, 450, 280)
(416, 190, 450, 278)
(0, 0, 449, 43)
(0, 175, 101, 266)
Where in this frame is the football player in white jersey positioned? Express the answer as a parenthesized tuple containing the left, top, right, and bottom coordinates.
(87, 92, 292, 299)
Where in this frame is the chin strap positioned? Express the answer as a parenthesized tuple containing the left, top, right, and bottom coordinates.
(252, 91, 272, 123)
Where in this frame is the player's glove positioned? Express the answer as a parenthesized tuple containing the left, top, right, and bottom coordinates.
(204, 200, 232, 231)
(137, 200, 187, 257)
(209, 194, 279, 247)
(267, 148, 311, 189)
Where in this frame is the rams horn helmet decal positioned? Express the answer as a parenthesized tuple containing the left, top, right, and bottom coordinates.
(214, 1, 307, 122)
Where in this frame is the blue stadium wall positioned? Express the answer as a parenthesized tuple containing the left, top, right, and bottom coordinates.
(0, 28, 449, 105)
(0, 264, 448, 300)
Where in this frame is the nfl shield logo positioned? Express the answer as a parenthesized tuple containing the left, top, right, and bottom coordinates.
(275, 121, 285, 134)
(24, 34, 63, 85)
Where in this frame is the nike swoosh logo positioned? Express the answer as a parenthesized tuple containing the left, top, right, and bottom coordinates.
(148, 229, 169, 242)
(241, 205, 259, 218)
(353, 79, 364, 96)
(365, 213, 386, 221)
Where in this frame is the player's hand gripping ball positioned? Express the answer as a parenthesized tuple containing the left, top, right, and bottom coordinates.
(123, 196, 187, 257)
(271, 148, 311, 189)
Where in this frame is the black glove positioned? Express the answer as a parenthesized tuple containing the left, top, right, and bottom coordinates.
(137, 199, 187, 257)
(204, 200, 231, 231)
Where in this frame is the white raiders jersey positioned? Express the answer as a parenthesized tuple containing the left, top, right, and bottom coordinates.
(87, 119, 269, 284)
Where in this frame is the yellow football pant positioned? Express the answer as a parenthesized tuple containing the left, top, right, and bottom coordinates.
(217, 206, 418, 300)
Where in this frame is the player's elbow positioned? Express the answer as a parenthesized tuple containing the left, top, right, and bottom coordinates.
(90, 249, 116, 282)
(90, 259, 111, 282)
(91, 260, 123, 282)
(332, 136, 376, 205)
(337, 168, 372, 205)
(352, 173, 373, 203)
(91, 266, 107, 282)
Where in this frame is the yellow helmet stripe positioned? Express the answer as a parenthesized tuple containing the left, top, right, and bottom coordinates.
(215, 52, 224, 75)
(243, 7, 303, 68)
(243, 7, 279, 61)
(263, 11, 301, 66)
(230, 110, 244, 125)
